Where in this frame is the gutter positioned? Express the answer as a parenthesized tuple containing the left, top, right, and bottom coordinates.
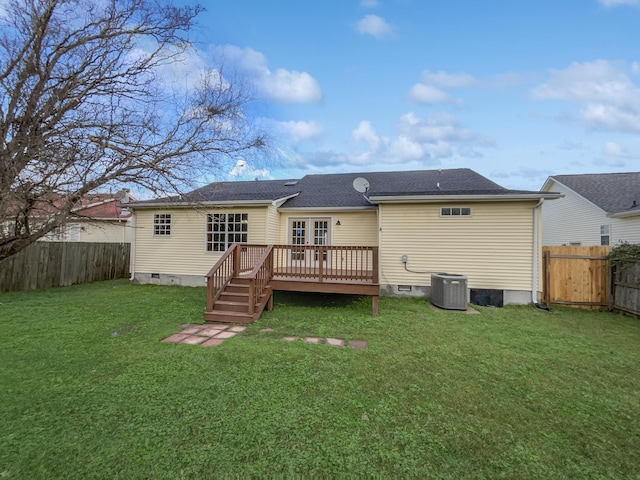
(608, 210, 640, 219)
(532, 198, 544, 306)
(129, 213, 136, 281)
(368, 193, 562, 203)
(277, 206, 377, 212)
(128, 193, 300, 210)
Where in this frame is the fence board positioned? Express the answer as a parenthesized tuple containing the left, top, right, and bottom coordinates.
(542, 246, 611, 310)
(0, 242, 130, 293)
(611, 260, 640, 317)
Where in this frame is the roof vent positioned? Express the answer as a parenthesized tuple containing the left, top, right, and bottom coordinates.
(284, 181, 298, 186)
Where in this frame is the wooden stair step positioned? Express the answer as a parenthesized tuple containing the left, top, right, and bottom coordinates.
(220, 292, 250, 303)
(213, 300, 254, 313)
(204, 310, 258, 323)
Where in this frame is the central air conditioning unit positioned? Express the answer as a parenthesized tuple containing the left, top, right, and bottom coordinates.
(430, 273, 468, 310)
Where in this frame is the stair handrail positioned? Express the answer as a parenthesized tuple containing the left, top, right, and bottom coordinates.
(245, 244, 274, 315)
(205, 243, 239, 312)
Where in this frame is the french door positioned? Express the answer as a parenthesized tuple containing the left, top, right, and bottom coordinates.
(289, 217, 330, 266)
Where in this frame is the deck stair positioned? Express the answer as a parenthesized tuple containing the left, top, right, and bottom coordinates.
(204, 243, 380, 324)
(204, 277, 273, 323)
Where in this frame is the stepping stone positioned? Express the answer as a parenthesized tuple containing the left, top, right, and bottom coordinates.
(181, 325, 205, 335)
(162, 333, 189, 343)
(179, 335, 207, 345)
(261, 328, 274, 333)
(201, 338, 225, 347)
(304, 337, 323, 344)
(326, 338, 345, 347)
(282, 336, 299, 341)
(213, 331, 237, 339)
(229, 326, 247, 333)
(199, 326, 228, 336)
(348, 340, 368, 350)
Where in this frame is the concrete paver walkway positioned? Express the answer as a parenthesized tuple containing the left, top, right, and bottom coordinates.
(162, 324, 367, 349)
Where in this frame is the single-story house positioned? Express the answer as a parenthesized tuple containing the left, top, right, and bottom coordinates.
(39, 192, 134, 243)
(2, 191, 134, 244)
(541, 172, 640, 246)
(129, 168, 560, 315)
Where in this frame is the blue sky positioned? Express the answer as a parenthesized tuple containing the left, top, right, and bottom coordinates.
(180, 1, 639, 189)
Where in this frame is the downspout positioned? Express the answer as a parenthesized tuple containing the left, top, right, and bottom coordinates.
(129, 214, 136, 281)
(532, 199, 548, 309)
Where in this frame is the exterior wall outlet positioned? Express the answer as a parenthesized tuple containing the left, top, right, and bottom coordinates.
(402, 255, 408, 263)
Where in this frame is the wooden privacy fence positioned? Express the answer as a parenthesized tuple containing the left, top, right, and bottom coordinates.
(0, 242, 130, 293)
(542, 246, 611, 310)
(610, 260, 640, 317)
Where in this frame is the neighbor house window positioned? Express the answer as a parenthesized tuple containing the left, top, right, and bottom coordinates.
(600, 225, 610, 246)
(206, 213, 248, 252)
(441, 207, 471, 217)
(153, 214, 171, 236)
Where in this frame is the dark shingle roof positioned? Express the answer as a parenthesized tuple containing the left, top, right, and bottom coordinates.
(282, 168, 514, 208)
(551, 172, 640, 214)
(130, 168, 549, 209)
(130, 179, 300, 205)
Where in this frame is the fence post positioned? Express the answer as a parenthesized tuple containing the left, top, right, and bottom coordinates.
(542, 249, 551, 307)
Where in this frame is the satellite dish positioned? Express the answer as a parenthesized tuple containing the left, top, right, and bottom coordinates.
(352, 177, 370, 194)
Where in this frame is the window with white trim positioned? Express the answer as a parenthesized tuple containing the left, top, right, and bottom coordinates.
(153, 214, 171, 236)
(600, 224, 610, 246)
(206, 213, 248, 252)
(441, 207, 471, 217)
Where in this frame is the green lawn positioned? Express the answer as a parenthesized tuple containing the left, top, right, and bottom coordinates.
(1, 280, 639, 479)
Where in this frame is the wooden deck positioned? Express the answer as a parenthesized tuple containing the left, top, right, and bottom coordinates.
(204, 244, 379, 322)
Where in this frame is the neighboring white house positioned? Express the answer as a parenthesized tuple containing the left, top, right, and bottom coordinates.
(39, 192, 134, 243)
(541, 172, 640, 246)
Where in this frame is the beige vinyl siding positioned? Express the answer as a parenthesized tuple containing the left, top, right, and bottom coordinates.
(78, 221, 132, 243)
(265, 204, 281, 244)
(379, 201, 535, 291)
(134, 206, 269, 276)
(278, 210, 378, 245)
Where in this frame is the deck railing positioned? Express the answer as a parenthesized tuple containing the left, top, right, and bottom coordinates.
(272, 245, 379, 284)
(205, 244, 380, 318)
(205, 243, 238, 312)
(246, 245, 274, 315)
(238, 244, 270, 273)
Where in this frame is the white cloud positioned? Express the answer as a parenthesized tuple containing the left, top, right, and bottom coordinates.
(532, 60, 640, 133)
(279, 120, 324, 144)
(598, 0, 640, 6)
(228, 159, 271, 179)
(408, 84, 454, 104)
(388, 135, 427, 160)
(356, 14, 394, 39)
(397, 112, 491, 145)
(346, 112, 490, 165)
(214, 45, 322, 104)
(261, 69, 323, 104)
(598, 141, 638, 167)
(352, 120, 385, 151)
(420, 70, 477, 89)
(228, 159, 247, 176)
(408, 70, 476, 105)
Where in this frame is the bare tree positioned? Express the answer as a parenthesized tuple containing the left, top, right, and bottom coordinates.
(0, 0, 266, 260)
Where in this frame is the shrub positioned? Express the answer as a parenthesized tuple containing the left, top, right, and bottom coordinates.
(608, 242, 640, 264)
